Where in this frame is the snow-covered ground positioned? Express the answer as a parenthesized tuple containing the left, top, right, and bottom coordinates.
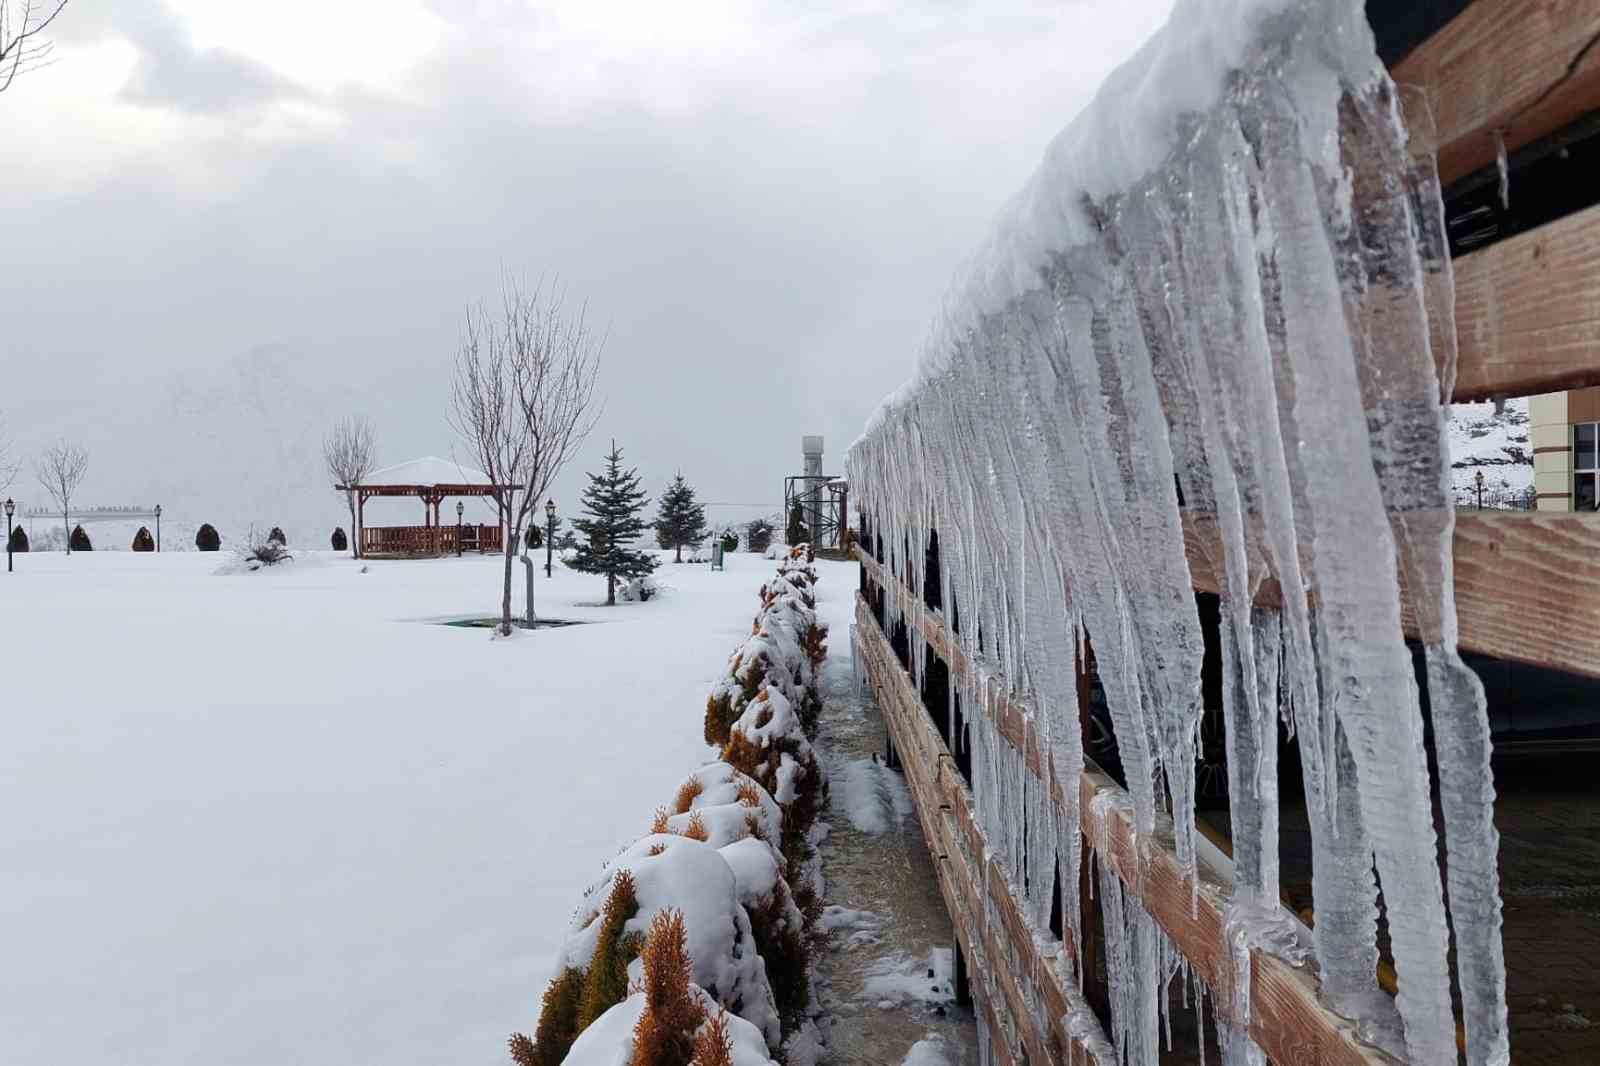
(0, 548, 837, 1065)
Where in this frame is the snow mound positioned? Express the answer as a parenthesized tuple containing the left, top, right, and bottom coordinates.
(562, 834, 780, 1048)
(563, 989, 778, 1066)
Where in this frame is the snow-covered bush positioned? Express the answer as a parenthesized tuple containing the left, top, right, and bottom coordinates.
(131, 526, 155, 552)
(236, 530, 292, 570)
(268, 526, 287, 547)
(618, 574, 661, 602)
(195, 523, 222, 551)
(69, 525, 93, 551)
(516, 559, 829, 1065)
(745, 520, 773, 554)
(331, 527, 348, 552)
(558, 834, 780, 1048)
(7, 525, 28, 553)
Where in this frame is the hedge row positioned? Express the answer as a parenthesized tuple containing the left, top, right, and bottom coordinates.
(512, 546, 829, 1066)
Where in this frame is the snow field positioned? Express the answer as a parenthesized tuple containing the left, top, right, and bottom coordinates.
(527, 548, 833, 1066)
(0, 548, 820, 1065)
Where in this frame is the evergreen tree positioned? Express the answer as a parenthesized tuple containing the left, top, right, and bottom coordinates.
(653, 473, 708, 563)
(569, 442, 657, 605)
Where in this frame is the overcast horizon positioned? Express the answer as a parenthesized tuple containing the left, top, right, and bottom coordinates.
(3, 0, 1175, 540)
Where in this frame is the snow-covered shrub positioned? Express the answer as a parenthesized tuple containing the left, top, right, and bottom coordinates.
(720, 529, 740, 553)
(618, 574, 661, 602)
(268, 526, 287, 547)
(558, 835, 780, 1048)
(237, 530, 292, 570)
(721, 687, 823, 838)
(195, 523, 221, 551)
(131, 526, 155, 552)
(663, 763, 784, 849)
(745, 520, 773, 554)
(331, 527, 348, 552)
(561, 983, 777, 1066)
(70, 525, 93, 551)
(7, 525, 28, 553)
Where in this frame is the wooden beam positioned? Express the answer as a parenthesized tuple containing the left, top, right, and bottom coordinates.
(855, 567, 1399, 1066)
(1392, 0, 1600, 187)
(1182, 510, 1600, 681)
(1451, 202, 1600, 401)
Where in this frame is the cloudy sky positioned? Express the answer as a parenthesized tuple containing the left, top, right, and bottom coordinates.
(2, 0, 1173, 540)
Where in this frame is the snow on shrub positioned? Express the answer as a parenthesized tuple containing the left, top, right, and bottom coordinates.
(663, 763, 783, 849)
(268, 526, 287, 547)
(7, 525, 28, 552)
(131, 526, 155, 552)
(618, 574, 661, 602)
(558, 835, 780, 1049)
(195, 523, 222, 551)
(516, 558, 830, 1066)
(69, 525, 93, 551)
(331, 527, 348, 552)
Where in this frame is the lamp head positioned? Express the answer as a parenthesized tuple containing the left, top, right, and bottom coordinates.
(545, 498, 556, 519)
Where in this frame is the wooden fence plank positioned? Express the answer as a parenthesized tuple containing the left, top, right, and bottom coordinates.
(1451, 203, 1600, 402)
(1392, 0, 1600, 187)
(1183, 510, 1600, 680)
(856, 563, 1400, 1066)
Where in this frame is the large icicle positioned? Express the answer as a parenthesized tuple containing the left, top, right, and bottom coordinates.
(848, 0, 1510, 1063)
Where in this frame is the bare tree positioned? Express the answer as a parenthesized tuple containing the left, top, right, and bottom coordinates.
(1, 0, 70, 94)
(449, 278, 602, 636)
(323, 414, 377, 558)
(34, 439, 87, 554)
(0, 411, 17, 495)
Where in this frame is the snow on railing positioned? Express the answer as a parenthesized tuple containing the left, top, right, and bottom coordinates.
(848, 1, 1508, 1064)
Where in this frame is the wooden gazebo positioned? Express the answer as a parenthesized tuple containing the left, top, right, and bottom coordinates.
(339, 457, 510, 557)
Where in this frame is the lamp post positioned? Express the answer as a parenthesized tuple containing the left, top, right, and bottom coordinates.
(154, 503, 162, 552)
(545, 498, 556, 578)
(5, 498, 13, 574)
(456, 500, 465, 557)
(1474, 468, 1485, 510)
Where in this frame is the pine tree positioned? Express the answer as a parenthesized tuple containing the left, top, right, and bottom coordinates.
(569, 441, 658, 605)
(653, 473, 708, 563)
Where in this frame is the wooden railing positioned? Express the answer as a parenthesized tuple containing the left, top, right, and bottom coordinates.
(361, 524, 504, 556)
(856, 552, 1396, 1066)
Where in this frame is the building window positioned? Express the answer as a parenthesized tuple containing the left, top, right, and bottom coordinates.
(1578, 423, 1599, 511)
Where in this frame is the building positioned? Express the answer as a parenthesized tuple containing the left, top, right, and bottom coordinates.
(1532, 388, 1600, 511)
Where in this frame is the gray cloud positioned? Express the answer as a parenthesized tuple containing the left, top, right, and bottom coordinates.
(2, 0, 1173, 539)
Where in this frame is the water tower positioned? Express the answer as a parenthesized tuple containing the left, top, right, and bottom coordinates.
(784, 436, 848, 552)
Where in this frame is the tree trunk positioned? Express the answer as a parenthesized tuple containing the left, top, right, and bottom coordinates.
(63, 512, 70, 555)
(606, 571, 616, 606)
(675, 543, 682, 563)
(501, 544, 516, 635)
(346, 491, 360, 559)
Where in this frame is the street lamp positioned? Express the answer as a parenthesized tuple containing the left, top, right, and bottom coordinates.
(456, 500, 465, 557)
(1474, 468, 1485, 510)
(5, 498, 13, 574)
(154, 503, 162, 552)
(545, 498, 556, 578)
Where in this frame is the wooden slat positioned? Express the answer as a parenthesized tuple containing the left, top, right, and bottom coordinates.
(855, 596, 1102, 1065)
(855, 567, 1398, 1066)
(1452, 203, 1600, 401)
(1183, 510, 1600, 680)
(1392, 0, 1600, 187)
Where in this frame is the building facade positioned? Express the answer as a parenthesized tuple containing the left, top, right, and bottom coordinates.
(1532, 388, 1600, 511)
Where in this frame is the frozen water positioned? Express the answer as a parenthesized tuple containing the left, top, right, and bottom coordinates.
(849, 0, 1509, 1063)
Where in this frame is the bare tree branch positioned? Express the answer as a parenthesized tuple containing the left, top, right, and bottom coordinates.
(33, 438, 87, 554)
(324, 414, 376, 559)
(1, 0, 71, 94)
(0, 411, 18, 496)
(450, 276, 603, 635)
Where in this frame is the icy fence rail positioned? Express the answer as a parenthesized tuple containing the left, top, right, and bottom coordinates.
(847, 0, 1509, 1064)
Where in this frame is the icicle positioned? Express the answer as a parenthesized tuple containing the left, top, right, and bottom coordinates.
(1495, 129, 1509, 210)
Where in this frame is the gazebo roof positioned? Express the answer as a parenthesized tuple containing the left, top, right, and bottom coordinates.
(366, 456, 492, 487)
(341, 456, 509, 496)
